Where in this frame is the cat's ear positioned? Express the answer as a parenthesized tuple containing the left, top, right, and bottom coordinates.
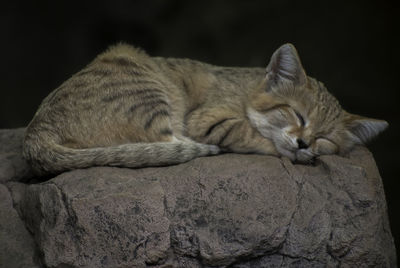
(266, 43, 307, 89)
(344, 113, 388, 144)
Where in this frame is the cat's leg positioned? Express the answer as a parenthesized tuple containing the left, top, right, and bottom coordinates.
(131, 97, 220, 163)
(185, 106, 277, 156)
(222, 128, 279, 156)
(172, 134, 196, 143)
(200, 119, 279, 156)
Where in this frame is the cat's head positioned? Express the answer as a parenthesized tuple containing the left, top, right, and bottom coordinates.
(247, 43, 388, 162)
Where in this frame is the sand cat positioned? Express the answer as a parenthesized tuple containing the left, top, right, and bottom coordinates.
(23, 43, 388, 175)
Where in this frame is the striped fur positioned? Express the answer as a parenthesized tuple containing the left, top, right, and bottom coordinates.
(23, 43, 387, 175)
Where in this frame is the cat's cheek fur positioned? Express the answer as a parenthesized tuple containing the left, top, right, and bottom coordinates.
(247, 108, 301, 160)
(272, 133, 299, 162)
(247, 108, 269, 131)
(247, 108, 275, 139)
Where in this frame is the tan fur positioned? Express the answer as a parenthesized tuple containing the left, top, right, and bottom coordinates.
(23, 43, 388, 175)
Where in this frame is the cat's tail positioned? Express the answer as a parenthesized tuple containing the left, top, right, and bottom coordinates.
(22, 133, 219, 176)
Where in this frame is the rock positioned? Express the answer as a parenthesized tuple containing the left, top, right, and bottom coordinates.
(0, 128, 34, 183)
(0, 184, 38, 268)
(3, 144, 395, 267)
(0, 128, 396, 267)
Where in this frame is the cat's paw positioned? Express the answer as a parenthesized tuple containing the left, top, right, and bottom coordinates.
(295, 149, 316, 164)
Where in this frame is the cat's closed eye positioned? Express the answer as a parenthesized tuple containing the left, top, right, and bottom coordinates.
(294, 111, 305, 127)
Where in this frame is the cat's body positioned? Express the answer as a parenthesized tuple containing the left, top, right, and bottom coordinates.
(23, 43, 388, 175)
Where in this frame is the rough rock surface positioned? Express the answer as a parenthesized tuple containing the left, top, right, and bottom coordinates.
(0, 128, 34, 183)
(0, 128, 397, 267)
(0, 184, 37, 268)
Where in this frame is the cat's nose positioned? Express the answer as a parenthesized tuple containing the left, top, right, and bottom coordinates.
(297, 138, 309, 149)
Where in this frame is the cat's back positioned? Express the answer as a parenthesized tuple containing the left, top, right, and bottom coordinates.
(27, 44, 174, 147)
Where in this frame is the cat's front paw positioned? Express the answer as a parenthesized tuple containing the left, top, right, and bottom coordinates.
(295, 149, 316, 163)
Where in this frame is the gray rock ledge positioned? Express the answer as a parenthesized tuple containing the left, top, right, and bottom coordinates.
(0, 128, 397, 267)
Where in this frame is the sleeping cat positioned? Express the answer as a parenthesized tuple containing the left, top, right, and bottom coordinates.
(23, 43, 388, 175)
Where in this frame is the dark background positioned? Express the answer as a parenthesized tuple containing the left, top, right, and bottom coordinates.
(1, 0, 399, 257)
